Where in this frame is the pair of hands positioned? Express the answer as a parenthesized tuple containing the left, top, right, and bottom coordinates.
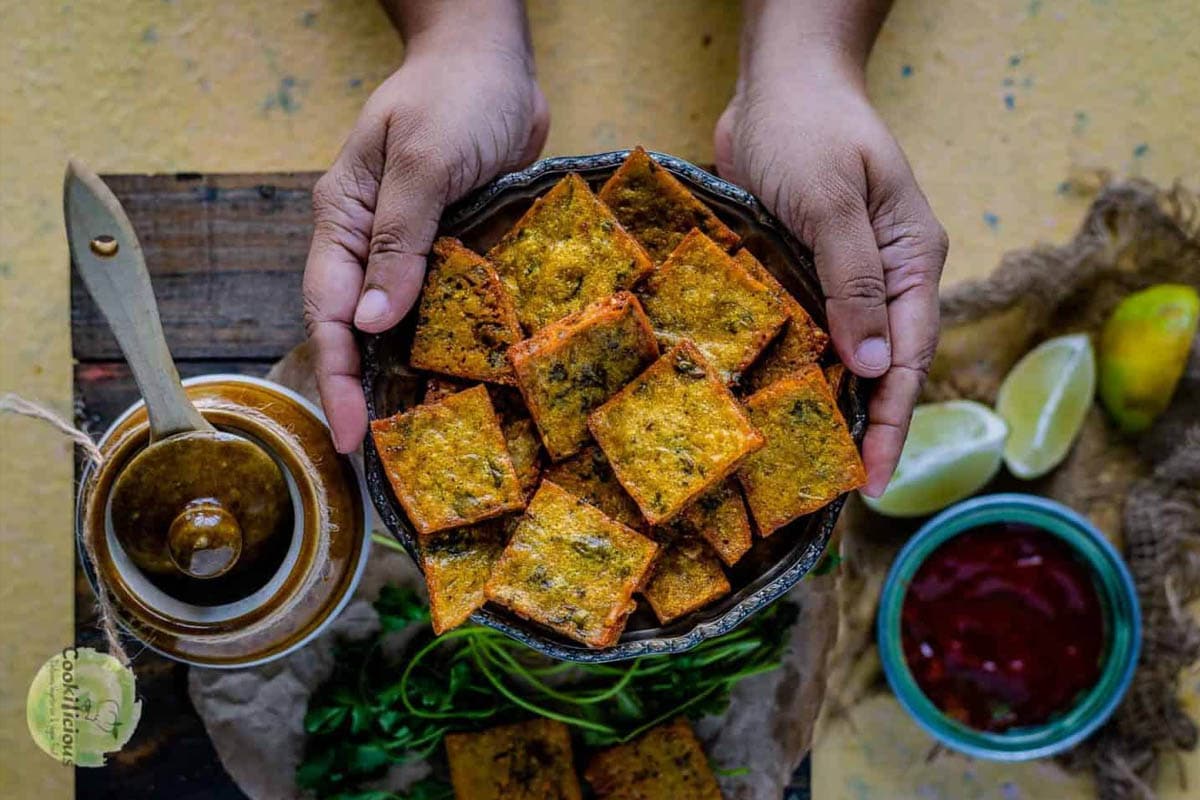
(303, 21, 947, 496)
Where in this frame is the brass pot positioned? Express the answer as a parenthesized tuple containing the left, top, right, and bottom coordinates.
(77, 375, 370, 667)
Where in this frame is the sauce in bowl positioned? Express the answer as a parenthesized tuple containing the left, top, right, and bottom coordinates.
(901, 522, 1105, 731)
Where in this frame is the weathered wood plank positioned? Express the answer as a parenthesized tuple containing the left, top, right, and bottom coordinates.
(71, 172, 321, 361)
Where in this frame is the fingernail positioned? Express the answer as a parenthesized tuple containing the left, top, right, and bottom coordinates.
(355, 289, 390, 327)
(855, 337, 891, 373)
(862, 475, 888, 498)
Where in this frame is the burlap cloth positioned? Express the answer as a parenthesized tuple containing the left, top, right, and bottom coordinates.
(821, 179, 1200, 800)
(188, 179, 1198, 799)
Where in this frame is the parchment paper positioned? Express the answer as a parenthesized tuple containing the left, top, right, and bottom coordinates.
(188, 343, 839, 800)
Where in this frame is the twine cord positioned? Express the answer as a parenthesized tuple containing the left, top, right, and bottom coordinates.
(0, 392, 130, 665)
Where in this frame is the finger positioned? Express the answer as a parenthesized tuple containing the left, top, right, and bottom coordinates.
(303, 245, 369, 453)
(304, 159, 379, 452)
(863, 155, 948, 492)
(517, 85, 551, 167)
(860, 361, 924, 496)
(713, 105, 740, 184)
(355, 117, 449, 334)
(810, 196, 892, 378)
(308, 318, 367, 455)
(860, 282, 940, 495)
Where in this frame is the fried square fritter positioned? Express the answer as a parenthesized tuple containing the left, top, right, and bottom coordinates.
(738, 365, 866, 534)
(509, 292, 659, 460)
(421, 382, 541, 497)
(543, 446, 646, 532)
(588, 341, 764, 526)
(370, 385, 525, 535)
(420, 520, 508, 634)
(409, 238, 522, 385)
(638, 231, 788, 382)
(733, 248, 830, 391)
(487, 173, 654, 332)
(445, 718, 582, 800)
(672, 479, 752, 566)
(598, 146, 740, 261)
(585, 718, 724, 800)
(503, 416, 544, 499)
(824, 362, 847, 396)
(641, 533, 731, 624)
(484, 481, 658, 648)
(423, 375, 471, 403)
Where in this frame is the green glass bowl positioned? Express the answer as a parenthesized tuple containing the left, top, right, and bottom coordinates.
(877, 493, 1141, 760)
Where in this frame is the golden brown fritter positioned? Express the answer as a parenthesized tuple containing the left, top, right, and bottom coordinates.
(638, 231, 788, 382)
(585, 718, 725, 800)
(502, 416, 544, 499)
(487, 173, 654, 332)
(588, 341, 764, 526)
(738, 365, 866, 535)
(509, 292, 659, 460)
(641, 533, 731, 624)
(598, 146, 740, 261)
(420, 521, 508, 634)
(370, 385, 525, 535)
(824, 362, 847, 396)
(734, 248, 830, 391)
(409, 238, 522, 385)
(670, 479, 752, 567)
(423, 375, 471, 403)
(484, 481, 658, 648)
(543, 446, 647, 532)
(423, 379, 530, 426)
(445, 718, 582, 800)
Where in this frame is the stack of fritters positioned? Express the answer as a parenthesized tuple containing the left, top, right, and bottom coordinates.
(372, 146, 865, 646)
(444, 717, 725, 800)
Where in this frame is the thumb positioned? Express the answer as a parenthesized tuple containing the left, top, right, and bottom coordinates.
(809, 196, 892, 378)
(353, 125, 449, 334)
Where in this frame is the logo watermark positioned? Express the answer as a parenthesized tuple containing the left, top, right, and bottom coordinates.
(26, 647, 141, 767)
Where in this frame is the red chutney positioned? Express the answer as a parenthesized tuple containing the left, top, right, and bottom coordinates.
(901, 523, 1105, 732)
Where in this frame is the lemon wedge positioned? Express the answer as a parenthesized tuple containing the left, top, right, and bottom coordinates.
(862, 400, 1008, 518)
(995, 333, 1096, 479)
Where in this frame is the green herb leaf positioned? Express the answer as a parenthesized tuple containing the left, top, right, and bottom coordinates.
(296, 745, 337, 788)
(375, 586, 430, 630)
(713, 764, 750, 778)
(298, 588, 798, 797)
(348, 743, 391, 775)
(305, 705, 349, 735)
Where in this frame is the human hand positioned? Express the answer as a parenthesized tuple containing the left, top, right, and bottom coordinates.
(715, 50, 947, 496)
(303, 5, 548, 452)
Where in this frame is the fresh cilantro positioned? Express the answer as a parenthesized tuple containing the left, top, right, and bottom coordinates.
(297, 586, 796, 798)
(375, 585, 430, 630)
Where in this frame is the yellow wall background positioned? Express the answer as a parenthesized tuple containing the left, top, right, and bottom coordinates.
(1, 1, 1196, 797)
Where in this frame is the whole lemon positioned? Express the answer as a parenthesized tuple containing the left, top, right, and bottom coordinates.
(1098, 284, 1199, 433)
